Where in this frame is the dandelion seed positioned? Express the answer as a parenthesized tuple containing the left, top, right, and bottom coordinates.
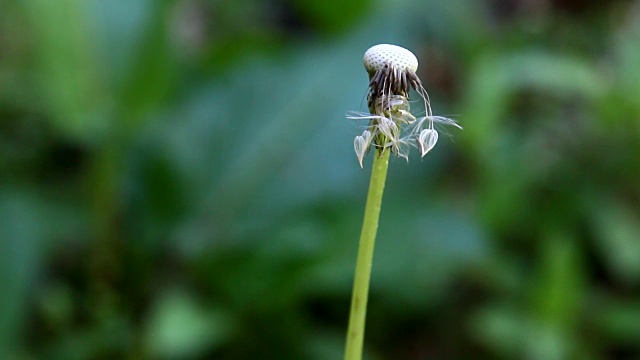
(362, 129, 372, 143)
(388, 95, 410, 110)
(346, 112, 384, 120)
(394, 109, 416, 124)
(354, 130, 372, 168)
(431, 116, 463, 130)
(376, 116, 399, 144)
(417, 128, 439, 157)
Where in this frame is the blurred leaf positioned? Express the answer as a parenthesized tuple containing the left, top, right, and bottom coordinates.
(371, 196, 488, 307)
(473, 232, 584, 360)
(463, 50, 603, 158)
(290, 0, 372, 34)
(593, 298, 640, 345)
(531, 232, 583, 328)
(144, 290, 232, 358)
(114, 1, 176, 127)
(591, 198, 640, 286)
(612, 6, 640, 114)
(303, 331, 347, 360)
(471, 304, 528, 357)
(21, 0, 109, 140)
(0, 190, 45, 358)
(89, 0, 157, 90)
(528, 232, 583, 360)
(462, 50, 605, 233)
(40, 316, 132, 360)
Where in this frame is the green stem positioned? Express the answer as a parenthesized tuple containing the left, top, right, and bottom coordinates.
(345, 149, 391, 360)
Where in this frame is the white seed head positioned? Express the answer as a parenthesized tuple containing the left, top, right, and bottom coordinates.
(348, 46, 460, 164)
(363, 44, 418, 74)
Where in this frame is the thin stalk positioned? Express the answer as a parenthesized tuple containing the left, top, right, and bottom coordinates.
(344, 149, 391, 360)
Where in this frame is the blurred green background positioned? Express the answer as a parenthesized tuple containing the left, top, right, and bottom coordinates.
(2, 0, 640, 359)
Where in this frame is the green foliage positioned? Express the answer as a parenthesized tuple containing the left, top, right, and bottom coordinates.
(1, 0, 640, 358)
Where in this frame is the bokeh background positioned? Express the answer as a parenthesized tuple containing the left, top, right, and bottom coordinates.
(2, 0, 640, 359)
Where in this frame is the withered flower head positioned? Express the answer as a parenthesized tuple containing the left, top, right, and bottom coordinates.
(347, 44, 461, 168)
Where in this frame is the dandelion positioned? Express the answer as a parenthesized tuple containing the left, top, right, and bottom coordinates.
(344, 44, 461, 360)
(348, 44, 461, 166)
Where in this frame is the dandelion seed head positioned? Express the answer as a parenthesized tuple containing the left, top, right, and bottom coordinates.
(364, 44, 425, 111)
(363, 44, 418, 74)
(348, 44, 461, 166)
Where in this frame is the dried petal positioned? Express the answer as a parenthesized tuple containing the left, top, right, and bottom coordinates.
(388, 95, 410, 111)
(393, 109, 416, 124)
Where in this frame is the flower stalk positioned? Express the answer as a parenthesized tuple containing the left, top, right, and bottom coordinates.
(344, 149, 390, 360)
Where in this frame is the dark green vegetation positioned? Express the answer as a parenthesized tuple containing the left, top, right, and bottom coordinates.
(1, 0, 640, 358)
